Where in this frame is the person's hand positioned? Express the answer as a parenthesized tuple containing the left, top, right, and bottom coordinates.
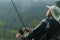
(16, 32, 21, 39)
(23, 27, 30, 33)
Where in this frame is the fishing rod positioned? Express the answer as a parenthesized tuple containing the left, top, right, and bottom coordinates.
(11, 0, 26, 28)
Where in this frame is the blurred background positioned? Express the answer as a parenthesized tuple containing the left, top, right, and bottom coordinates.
(0, 0, 59, 40)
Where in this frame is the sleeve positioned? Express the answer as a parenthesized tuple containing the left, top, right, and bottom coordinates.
(25, 19, 47, 40)
(34, 19, 47, 30)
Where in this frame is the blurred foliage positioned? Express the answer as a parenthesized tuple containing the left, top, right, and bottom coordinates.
(0, 20, 4, 27)
(0, 29, 17, 40)
(55, 0, 60, 8)
(30, 18, 40, 29)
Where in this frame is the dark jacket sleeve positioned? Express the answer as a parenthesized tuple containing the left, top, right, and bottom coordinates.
(26, 19, 47, 40)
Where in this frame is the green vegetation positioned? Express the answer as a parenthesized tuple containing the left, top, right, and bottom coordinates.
(30, 18, 40, 28)
(0, 29, 17, 40)
(56, 1, 60, 8)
